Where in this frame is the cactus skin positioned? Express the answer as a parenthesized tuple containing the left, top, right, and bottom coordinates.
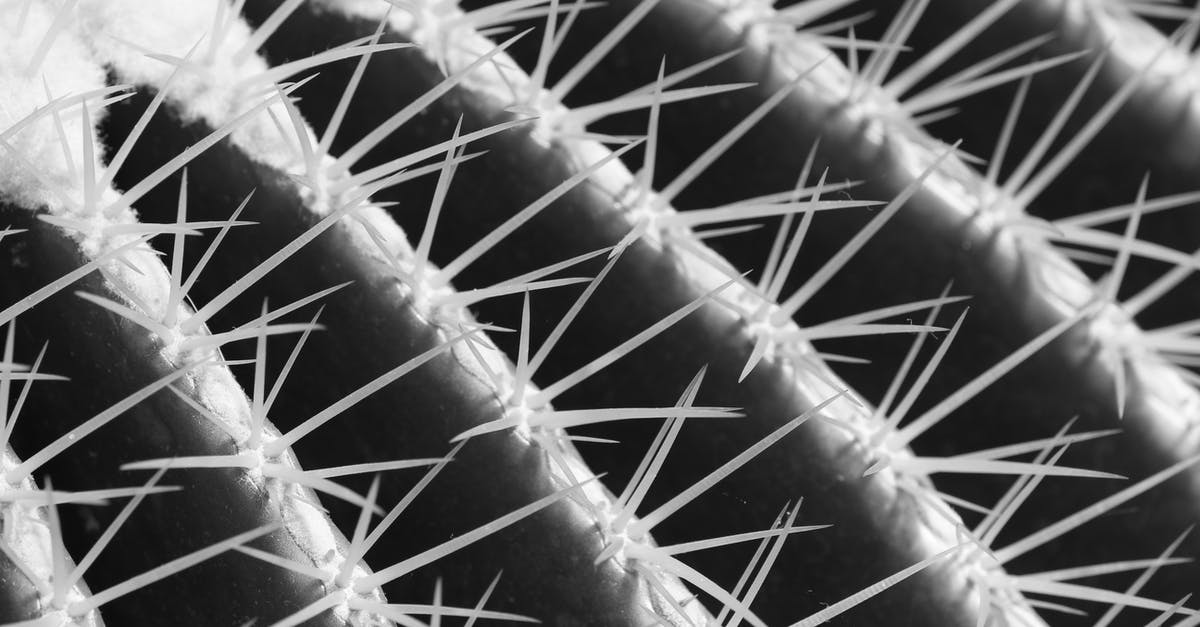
(465, 0, 1200, 619)
(4, 0, 1200, 626)
(0, 209, 387, 625)
(94, 98, 693, 624)
(232, 5, 998, 626)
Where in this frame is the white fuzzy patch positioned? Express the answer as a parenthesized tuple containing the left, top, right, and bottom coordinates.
(0, 449, 100, 626)
(320, 0, 549, 115)
(71, 0, 301, 174)
(0, 2, 104, 213)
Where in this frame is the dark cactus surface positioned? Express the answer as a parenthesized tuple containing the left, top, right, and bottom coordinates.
(2, 1, 1200, 626)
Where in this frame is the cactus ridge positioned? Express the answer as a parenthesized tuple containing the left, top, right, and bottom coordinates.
(465, 0, 1200, 618)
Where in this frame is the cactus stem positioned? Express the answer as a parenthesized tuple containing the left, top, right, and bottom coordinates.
(122, 454, 258, 471)
(276, 88, 325, 197)
(247, 301, 272, 448)
(994, 575, 1196, 616)
(657, 519, 830, 558)
(360, 446, 460, 560)
(178, 184, 358, 336)
(903, 51, 1086, 118)
(348, 599, 540, 624)
(433, 138, 641, 286)
(65, 523, 281, 617)
(103, 79, 306, 219)
(1044, 223, 1197, 268)
(4, 356, 210, 486)
(655, 72, 817, 214)
(886, 0, 1022, 101)
(353, 475, 596, 591)
(627, 389, 848, 540)
(862, 0, 931, 98)
(762, 157, 819, 297)
(527, 0, 560, 96)
(335, 32, 522, 172)
(336, 474, 380, 588)
(528, 248, 621, 380)
(892, 307, 1091, 450)
(817, 295, 970, 334)
(1058, 186, 1200, 228)
(63, 467, 171, 596)
(1095, 526, 1194, 627)
(121, 347, 440, 512)
(232, 544, 333, 582)
(98, 49, 195, 209)
(551, 0, 659, 103)
(227, 288, 343, 343)
(528, 277, 735, 408)
(716, 501, 797, 626)
(893, 456, 1124, 479)
(609, 368, 707, 537)
(954, 425, 1120, 461)
(0, 337, 54, 453)
(263, 330, 473, 457)
(565, 82, 754, 133)
(540, 406, 744, 430)
(306, 458, 448, 479)
(875, 307, 968, 442)
(271, 464, 384, 514)
(627, 542, 770, 627)
(1026, 556, 1193, 582)
(410, 119, 464, 286)
(332, 120, 525, 195)
(773, 141, 961, 325)
(994, 453, 1200, 565)
(270, 590, 349, 627)
(0, 235, 150, 334)
(661, 195, 877, 232)
(159, 385, 240, 441)
(175, 320, 322, 354)
(792, 543, 966, 627)
(436, 276, 592, 309)
(1009, 27, 1178, 211)
(73, 291, 174, 339)
(0, 485, 178, 507)
(239, 40, 413, 91)
(975, 426, 1073, 548)
(443, 246, 610, 308)
(1102, 178, 1147, 417)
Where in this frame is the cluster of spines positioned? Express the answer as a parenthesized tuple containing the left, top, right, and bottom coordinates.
(522, 0, 1200, 620)
(423, 0, 1200, 621)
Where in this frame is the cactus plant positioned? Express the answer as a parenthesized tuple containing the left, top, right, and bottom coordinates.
(3, 0, 1200, 625)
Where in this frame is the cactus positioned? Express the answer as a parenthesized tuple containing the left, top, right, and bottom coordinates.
(2, 0, 1200, 625)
